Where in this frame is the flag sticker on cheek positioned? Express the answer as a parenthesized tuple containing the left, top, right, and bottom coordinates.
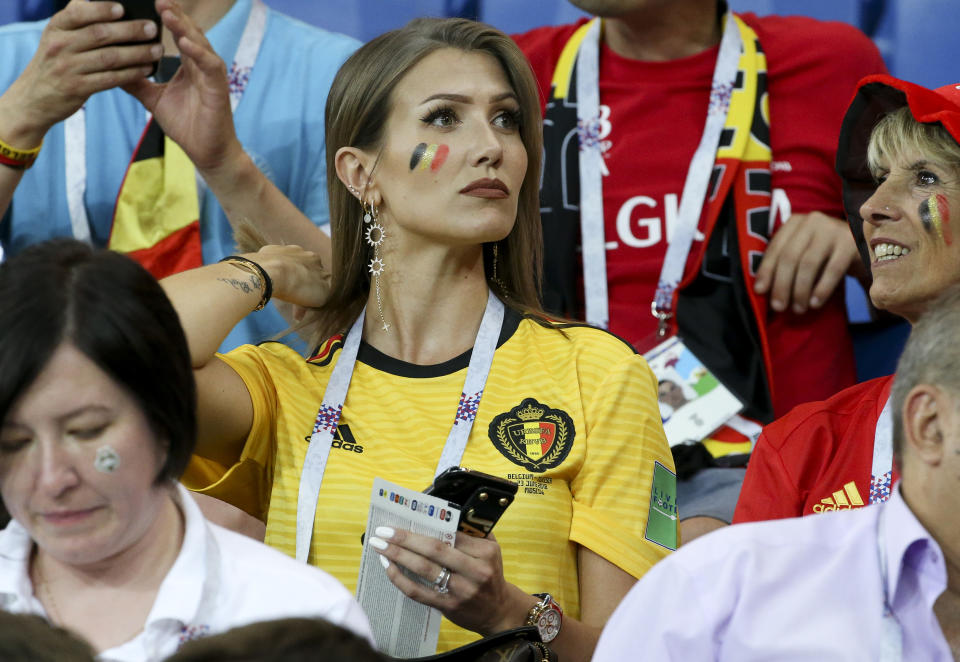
(94, 446, 120, 473)
(409, 143, 449, 172)
(920, 194, 953, 245)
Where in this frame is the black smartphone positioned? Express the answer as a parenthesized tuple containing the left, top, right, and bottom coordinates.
(94, 0, 162, 77)
(424, 467, 518, 538)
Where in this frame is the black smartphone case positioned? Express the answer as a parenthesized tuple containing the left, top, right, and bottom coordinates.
(94, 0, 162, 76)
(425, 468, 518, 537)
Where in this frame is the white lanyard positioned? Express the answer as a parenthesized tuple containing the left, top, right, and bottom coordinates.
(294, 291, 505, 563)
(574, 14, 742, 333)
(63, 0, 268, 244)
(876, 505, 903, 661)
(574, 18, 608, 329)
(870, 396, 894, 504)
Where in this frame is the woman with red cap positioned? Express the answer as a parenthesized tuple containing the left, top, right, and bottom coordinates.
(734, 74, 960, 523)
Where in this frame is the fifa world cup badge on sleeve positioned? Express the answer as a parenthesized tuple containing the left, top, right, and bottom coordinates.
(644, 461, 678, 550)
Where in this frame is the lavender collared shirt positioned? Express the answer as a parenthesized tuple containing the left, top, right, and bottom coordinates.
(593, 486, 952, 661)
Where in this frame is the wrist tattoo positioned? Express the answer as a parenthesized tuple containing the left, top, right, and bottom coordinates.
(217, 274, 263, 295)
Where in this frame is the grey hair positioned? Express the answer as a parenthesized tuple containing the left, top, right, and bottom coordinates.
(891, 282, 960, 465)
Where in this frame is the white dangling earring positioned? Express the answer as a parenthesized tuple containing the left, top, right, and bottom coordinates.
(363, 200, 389, 332)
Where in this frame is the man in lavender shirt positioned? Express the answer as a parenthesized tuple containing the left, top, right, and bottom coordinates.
(592, 284, 960, 660)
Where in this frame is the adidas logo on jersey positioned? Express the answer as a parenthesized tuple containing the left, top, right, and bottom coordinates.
(812, 481, 864, 513)
(332, 424, 363, 453)
(305, 423, 364, 453)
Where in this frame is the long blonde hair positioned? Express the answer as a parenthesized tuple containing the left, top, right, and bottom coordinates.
(310, 18, 544, 347)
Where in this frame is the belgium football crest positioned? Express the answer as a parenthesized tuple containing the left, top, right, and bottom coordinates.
(488, 398, 574, 473)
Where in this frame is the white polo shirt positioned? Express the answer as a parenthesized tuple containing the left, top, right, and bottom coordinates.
(0, 483, 373, 661)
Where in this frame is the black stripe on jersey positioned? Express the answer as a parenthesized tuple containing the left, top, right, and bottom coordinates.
(539, 318, 637, 355)
(356, 306, 523, 378)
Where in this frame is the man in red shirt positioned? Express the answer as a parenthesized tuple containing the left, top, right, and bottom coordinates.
(513, 0, 885, 539)
(735, 75, 960, 523)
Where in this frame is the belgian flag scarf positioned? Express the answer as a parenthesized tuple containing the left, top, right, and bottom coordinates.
(107, 57, 202, 279)
(539, 12, 774, 341)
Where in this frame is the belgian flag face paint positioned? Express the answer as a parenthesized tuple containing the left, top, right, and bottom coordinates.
(919, 193, 953, 246)
(409, 143, 450, 172)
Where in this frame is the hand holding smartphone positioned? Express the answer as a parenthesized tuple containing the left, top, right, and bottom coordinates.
(424, 467, 518, 538)
(93, 0, 163, 77)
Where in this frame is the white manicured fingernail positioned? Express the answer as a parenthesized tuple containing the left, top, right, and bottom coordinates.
(368, 536, 388, 551)
(379, 554, 390, 569)
(144, 21, 157, 37)
(375, 526, 395, 539)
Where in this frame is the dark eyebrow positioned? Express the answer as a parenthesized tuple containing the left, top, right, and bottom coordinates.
(420, 92, 519, 105)
(907, 160, 931, 171)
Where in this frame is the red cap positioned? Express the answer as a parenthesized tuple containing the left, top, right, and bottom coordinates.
(836, 74, 960, 270)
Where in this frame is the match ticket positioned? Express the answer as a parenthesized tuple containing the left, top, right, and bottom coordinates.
(356, 477, 460, 657)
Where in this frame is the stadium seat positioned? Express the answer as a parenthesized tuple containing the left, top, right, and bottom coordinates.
(260, 0, 363, 39)
(0, 3, 22, 26)
(889, 0, 958, 88)
(265, 0, 448, 41)
(480, 0, 591, 36)
(727, 0, 775, 16)
(729, 0, 865, 27)
(851, 318, 910, 382)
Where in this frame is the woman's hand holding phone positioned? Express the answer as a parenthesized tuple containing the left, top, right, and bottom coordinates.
(368, 528, 536, 636)
(424, 467, 518, 538)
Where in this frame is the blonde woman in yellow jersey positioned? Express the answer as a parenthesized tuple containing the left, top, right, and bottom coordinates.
(162, 18, 676, 660)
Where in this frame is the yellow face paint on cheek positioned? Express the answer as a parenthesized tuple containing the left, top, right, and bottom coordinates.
(419, 144, 438, 170)
(919, 194, 954, 245)
(409, 143, 450, 172)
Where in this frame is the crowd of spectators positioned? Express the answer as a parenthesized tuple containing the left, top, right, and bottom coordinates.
(0, 0, 957, 660)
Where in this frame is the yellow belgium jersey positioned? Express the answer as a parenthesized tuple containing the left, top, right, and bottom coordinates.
(185, 308, 676, 651)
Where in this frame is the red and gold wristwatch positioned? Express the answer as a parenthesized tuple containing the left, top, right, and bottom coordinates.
(525, 593, 563, 643)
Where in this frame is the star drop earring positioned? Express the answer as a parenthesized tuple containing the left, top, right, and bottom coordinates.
(363, 200, 389, 332)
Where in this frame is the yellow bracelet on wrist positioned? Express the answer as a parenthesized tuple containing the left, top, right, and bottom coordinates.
(0, 135, 42, 170)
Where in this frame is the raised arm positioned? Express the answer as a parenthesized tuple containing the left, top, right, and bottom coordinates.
(124, 0, 333, 264)
(160, 246, 329, 464)
(0, 0, 161, 218)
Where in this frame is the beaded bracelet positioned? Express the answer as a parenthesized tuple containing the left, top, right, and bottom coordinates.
(0, 136, 42, 170)
(218, 255, 273, 311)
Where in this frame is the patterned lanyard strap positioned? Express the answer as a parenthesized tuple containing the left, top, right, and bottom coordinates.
(876, 505, 903, 661)
(295, 291, 505, 563)
(574, 13, 743, 332)
(64, 0, 268, 244)
(871, 396, 894, 504)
